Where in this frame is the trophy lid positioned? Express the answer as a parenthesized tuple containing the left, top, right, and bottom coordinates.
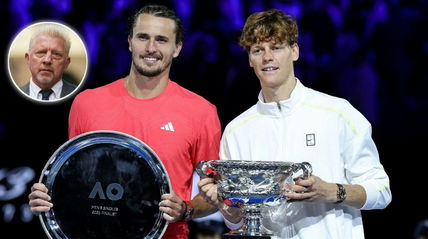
(39, 130, 171, 239)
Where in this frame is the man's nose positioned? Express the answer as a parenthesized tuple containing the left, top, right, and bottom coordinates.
(42, 52, 52, 64)
(145, 39, 157, 53)
(262, 49, 274, 63)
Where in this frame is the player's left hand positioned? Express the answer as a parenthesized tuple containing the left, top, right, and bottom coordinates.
(282, 175, 337, 203)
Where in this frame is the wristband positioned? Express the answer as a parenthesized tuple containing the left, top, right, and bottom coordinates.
(181, 200, 194, 221)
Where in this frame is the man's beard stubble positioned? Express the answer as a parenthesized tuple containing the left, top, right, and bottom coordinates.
(134, 62, 161, 77)
(35, 73, 55, 86)
(133, 57, 172, 78)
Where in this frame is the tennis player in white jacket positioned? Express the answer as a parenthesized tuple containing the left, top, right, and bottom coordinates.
(199, 8, 391, 239)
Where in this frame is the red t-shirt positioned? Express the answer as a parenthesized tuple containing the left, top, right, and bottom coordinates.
(68, 78, 221, 238)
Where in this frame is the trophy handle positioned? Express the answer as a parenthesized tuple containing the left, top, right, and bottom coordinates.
(292, 161, 313, 179)
(196, 160, 217, 177)
(281, 162, 313, 196)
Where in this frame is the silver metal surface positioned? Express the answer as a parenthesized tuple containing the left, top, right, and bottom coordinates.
(39, 130, 171, 239)
(197, 160, 312, 237)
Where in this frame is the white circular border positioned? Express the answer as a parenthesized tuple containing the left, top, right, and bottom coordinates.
(6, 21, 89, 104)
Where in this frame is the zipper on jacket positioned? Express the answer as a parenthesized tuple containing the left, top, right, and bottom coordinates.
(276, 101, 282, 111)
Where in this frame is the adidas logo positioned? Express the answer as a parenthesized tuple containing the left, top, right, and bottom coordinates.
(161, 122, 175, 132)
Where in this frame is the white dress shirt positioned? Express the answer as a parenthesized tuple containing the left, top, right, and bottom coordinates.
(29, 78, 63, 101)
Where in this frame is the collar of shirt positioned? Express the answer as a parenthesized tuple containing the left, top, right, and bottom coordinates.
(29, 78, 63, 101)
(256, 78, 304, 117)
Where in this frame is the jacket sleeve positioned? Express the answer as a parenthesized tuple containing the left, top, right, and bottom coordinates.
(343, 124, 392, 210)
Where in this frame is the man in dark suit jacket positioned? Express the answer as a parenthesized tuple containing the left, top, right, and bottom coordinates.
(20, 78, 77, 99)
(22, 23, 77, 101)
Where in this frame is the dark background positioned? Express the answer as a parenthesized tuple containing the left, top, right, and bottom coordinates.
(1, 0, 427, 238)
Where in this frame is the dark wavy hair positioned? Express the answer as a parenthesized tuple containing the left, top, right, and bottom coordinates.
(128, 5, 184, 44)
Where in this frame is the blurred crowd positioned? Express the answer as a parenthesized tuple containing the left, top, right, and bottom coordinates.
(1, 0, 427, 238)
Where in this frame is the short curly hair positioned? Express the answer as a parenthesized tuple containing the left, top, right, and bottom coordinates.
(239, 9, 298, 51)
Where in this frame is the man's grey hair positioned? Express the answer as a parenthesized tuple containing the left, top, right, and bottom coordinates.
(29, 24, 71, 55)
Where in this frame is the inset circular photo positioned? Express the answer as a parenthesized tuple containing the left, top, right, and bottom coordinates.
(7, 21, 88, 103)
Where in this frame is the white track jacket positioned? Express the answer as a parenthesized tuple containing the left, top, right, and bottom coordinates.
(220, 79, 391, 239)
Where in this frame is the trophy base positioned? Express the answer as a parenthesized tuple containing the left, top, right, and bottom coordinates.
(223, 233, 271, 239)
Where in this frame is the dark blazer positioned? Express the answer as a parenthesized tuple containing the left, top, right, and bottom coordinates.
(20, 80, 77, 98)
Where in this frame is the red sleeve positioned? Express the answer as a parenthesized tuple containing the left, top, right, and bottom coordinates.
(68, 92, 86, 139)
(192, 104, 221, 167)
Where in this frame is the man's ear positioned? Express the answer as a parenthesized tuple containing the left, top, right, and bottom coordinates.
(25, 52, 30, 65)
(291, 43, 299, 61)
(173, 41, 183, 58)
(128, 36, 132, 52)
(64, 56, 71, 69)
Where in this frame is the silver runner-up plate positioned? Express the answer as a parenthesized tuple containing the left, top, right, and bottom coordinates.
(39, 130, 171, 239)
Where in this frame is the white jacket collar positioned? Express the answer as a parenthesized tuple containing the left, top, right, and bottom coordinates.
(256, 78, 305, 117)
